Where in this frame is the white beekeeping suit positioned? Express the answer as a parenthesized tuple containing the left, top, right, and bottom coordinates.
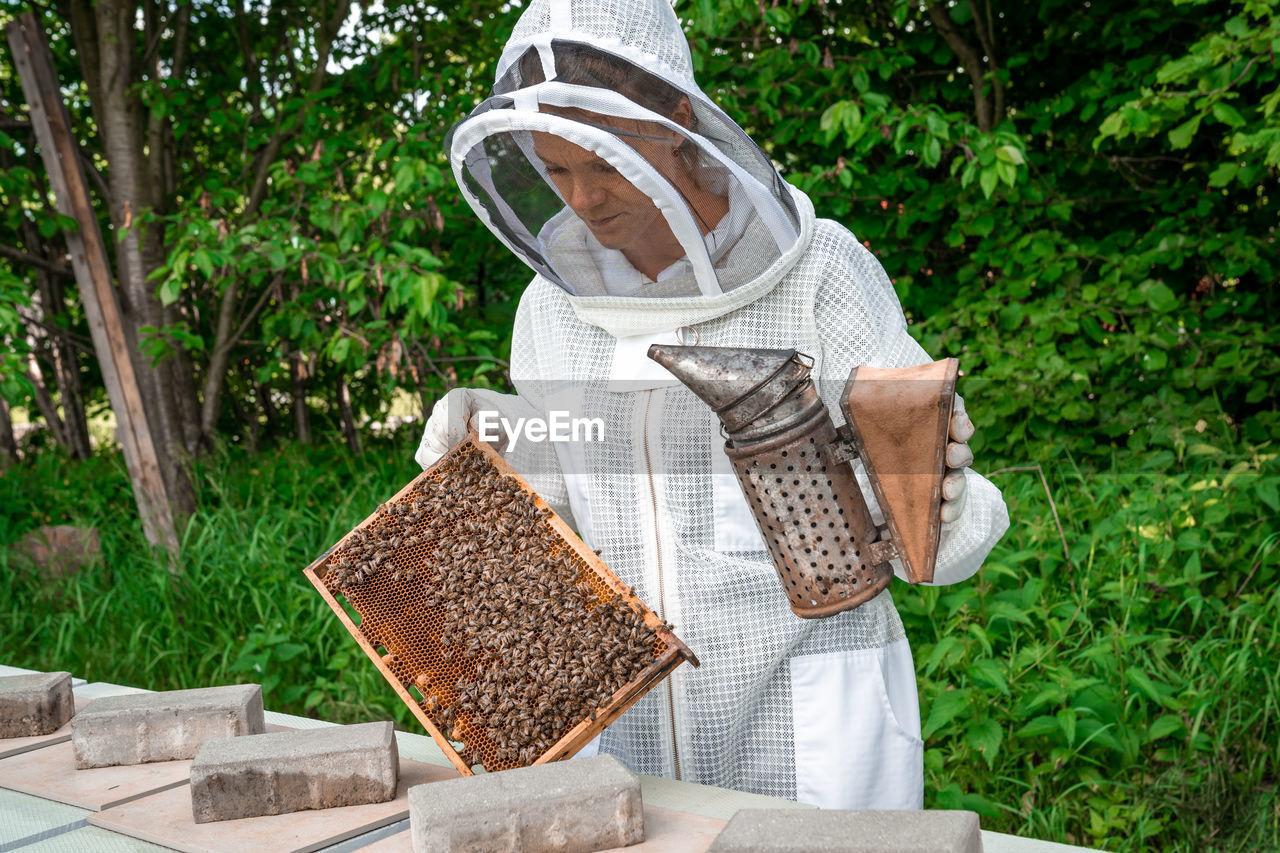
(421, 0, 1010, 809)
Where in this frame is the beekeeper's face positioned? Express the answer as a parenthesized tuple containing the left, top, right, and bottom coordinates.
(532, 129, 681, 255)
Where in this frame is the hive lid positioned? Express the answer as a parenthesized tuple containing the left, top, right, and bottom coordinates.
(841, 359, 958, 584)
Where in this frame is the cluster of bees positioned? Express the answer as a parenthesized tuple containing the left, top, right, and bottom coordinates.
(324, 444, 662, 771)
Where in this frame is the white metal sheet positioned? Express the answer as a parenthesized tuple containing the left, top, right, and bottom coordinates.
(0, 667, 84, 687)
(0, 787, 88, 849)
(15, 825, 167, 852)
(69, 684, 148, 702)
(0, 741, 190, 812)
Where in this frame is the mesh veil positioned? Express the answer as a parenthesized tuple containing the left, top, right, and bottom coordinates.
(502, 0, 698, 90)
(448, 12, 802, 309)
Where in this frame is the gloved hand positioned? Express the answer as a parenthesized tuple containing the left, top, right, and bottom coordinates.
(941, 396, 974, 524)
(415, 387, 513, 470)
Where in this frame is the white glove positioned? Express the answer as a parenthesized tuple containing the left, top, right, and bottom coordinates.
(940, 395, 974, 524)
(415, 387, 513, 470)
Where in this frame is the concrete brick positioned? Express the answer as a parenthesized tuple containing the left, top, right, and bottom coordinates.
(707, 809, 982, 853)
(189, 721, 399, 823)
(0, 672, 74, 737)
(408, 753, 643, 853)
(71, 683, 264, 768)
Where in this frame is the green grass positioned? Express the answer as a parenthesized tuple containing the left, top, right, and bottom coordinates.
(2, 428, 1277, 851)
(1, 432, 426, 728)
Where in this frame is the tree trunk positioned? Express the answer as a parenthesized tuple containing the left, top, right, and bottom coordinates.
(167, 328, 203, 454)
(925, 1, 1005, 132)
(199, 277, 240, 442)
(199, 273, 278, 447)
(70, 0, 196, 516)
(0, 397, 16, 469)
(139, 0, 201, 457)
(23, 356, 70, 449)
(254, 375, 281, 431)
(36, 271, 92, 459)
(243, 0, 352, 216)
(11, 9, 180, 553)
(143, 0, 188, 208)
(225, 374, 258, 451)
(336, 374, 361, 456)
(289, 348, 311, 444)
(4, 141, 91, 459)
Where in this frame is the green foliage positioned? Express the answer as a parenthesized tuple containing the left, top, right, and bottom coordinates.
(5, 0, 1267, 448)
(900, 434, 1280, 848)
(0, 269, 33, 404)
(1095, 1, 1280, 166)
(0, 129, 39, 404)
(1, 0, 528, 426)
(686, 0, 1278, 472)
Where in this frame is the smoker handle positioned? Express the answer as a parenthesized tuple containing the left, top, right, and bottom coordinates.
(822, 427, 900, 564)
(868, 539, 899, 564)
(823, 423, 860, 465)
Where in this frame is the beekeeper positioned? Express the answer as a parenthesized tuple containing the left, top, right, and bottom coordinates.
(416, 0, 1009, 809)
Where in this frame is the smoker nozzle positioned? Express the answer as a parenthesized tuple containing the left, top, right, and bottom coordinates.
(647, 345, 817, 437)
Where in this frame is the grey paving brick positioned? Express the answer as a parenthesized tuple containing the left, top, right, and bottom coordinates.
(189, 721, 399, 823)
(0, 672, 74, 738)
(70, 683, 263, 768)
(707, 809, 983, 853)
(408, 753, 643, 853)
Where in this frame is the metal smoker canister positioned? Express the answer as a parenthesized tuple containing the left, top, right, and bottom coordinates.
(649, 345, 895, 618)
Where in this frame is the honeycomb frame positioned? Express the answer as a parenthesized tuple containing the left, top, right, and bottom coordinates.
(302, 434, 700, 776)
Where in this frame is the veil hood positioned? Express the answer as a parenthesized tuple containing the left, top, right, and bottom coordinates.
(447, 0, 815, 336)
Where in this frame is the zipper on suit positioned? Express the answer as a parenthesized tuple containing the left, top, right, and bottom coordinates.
(641, 390, 682, 780)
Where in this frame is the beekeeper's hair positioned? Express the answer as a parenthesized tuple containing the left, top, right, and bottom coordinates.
(514, 42, 702, 166)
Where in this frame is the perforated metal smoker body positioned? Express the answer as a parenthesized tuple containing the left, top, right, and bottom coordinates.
(302, 436, 698, 777)
(648, 345, 896, 619)
(725, 383, 894, 619)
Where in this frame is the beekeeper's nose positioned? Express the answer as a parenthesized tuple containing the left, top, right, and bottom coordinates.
(566, 174, 609, 211)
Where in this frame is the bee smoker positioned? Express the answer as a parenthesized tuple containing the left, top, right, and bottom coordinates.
(648, 345, 958, 619)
